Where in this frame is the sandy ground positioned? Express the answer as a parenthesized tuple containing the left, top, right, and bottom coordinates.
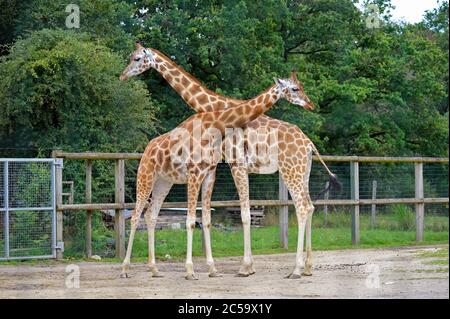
(0, 245, 448, 299)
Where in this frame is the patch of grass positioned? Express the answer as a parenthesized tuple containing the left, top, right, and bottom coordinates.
(404, 276, 448, 280)
(416, 247, 449, 259)
(414, 267, 449, 273)
(423, 259, 449, 265)
(308, 210, 448, 232)
(392, 204, 416, 231)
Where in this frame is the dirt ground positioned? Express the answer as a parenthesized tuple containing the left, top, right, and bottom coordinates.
(0, 245, 448, 299)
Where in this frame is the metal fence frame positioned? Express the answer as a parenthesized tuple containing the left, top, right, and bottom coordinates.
(51, 151, 449, 259)
(0, 158, 57, 260)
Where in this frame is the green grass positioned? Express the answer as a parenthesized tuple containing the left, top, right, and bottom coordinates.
(416, 247, 449, 259)
(415, 247, 449, 267)
(1, 227, 447, 264)
(1, 210, 447, 264)
(117, 225, 448, 262)
(414, 267, 449, 273)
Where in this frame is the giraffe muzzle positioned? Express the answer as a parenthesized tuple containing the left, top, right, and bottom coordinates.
(304, 102, 314, 111)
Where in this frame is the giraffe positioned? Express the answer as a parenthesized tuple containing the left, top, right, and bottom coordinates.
(119, 47, 312, 279)
(120, 43, 340, 278)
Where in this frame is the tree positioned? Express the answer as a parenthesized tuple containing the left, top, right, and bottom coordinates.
(0, 29, 158, 154)
(12, 0, 135, 53)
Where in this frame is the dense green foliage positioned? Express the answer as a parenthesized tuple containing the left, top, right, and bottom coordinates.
(0, 29, 156, 154)
(0, 0, 447, 157)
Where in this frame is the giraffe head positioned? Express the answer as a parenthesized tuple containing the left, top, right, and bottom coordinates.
(274, 71, 314, 110)
(119, 42, 155, 81)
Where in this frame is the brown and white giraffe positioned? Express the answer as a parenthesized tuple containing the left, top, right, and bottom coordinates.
(119, 45, 312, 279)
(120, 43, 340, 278)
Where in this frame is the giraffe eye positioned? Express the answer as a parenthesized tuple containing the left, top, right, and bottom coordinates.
(134, 57, 141, 62)
(292, 88, 300, 92)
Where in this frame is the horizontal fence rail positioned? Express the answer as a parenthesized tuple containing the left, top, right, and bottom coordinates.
(58, 197, 449, 211)
(51, 151, 449, 259)
(52, 151, 449, 163)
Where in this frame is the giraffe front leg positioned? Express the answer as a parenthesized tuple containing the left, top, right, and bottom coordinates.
(201, 169, 222, 278)
(231, 165, 255, 277)
(236, 204, 255, 277)
(185, 212, 198, 280)
(185, 174, 204, 280)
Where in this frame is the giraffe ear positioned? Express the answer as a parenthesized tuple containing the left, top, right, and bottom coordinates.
(274, 77, 288, 88)
(135, 42, 143, 49)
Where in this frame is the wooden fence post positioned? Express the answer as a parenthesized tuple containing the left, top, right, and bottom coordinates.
(415, 162, 424, 241)
(350, 161, 360, 245)
(85, 160, 93, 258)
(115, 159, 126, 259)
(279, 174, 288, 249)
(323, 181, 329, 226)
(371, 180, 377, 228)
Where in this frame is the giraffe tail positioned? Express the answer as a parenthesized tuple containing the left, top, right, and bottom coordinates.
(309, 142, 342, 200)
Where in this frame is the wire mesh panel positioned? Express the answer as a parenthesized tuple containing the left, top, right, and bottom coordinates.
(0, 164, 4, 257)
(0, 211, 4, 257)
(9, 210, 53, 257)
(0, 159, 56, 260)
(8, 161, 53, 208)
(310, 162, 350, 200)
(359, 163, 415, 199)
(424, 163, 449, 198)
(0, 163, 4, 208)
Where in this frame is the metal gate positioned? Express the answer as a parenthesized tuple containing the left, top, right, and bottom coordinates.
(0, 159, 56, 260)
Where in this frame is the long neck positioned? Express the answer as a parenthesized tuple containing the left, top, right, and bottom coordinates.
(214, 84, 282, 129)
(148, 48, 243, 112)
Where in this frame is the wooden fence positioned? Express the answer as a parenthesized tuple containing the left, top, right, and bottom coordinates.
(51, 151, 449, 259)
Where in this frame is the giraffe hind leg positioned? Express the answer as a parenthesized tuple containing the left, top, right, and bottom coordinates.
(144, 178, 173, 278)
(302, 151, 314, 277)
(280, 166, 313, 279)
(120, 167, 155, 278)
(302, 213, 313, 276)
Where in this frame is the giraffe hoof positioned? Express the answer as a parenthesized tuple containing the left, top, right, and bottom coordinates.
(237, 263, 254, 277)
(185, 273, 199, 280)
(209, 271, 223, 278)
(285, 273, 301, 279)
(302, 272, 312, 276)
(120, 272, 130, 279)
(148, 266, 163, 277)
(152, 272, 164, 278)
(236, 271, 251, 277)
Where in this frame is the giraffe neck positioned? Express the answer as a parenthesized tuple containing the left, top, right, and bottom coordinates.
(247, 84, 281, 114)
(215, 84, 282, 130)
(148, 48, 242, 112)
